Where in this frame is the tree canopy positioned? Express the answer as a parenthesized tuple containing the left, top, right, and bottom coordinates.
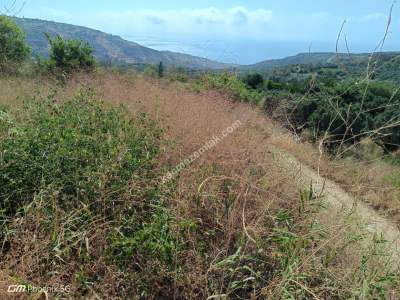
(45, 33, 95, 74)
(0, 15, 30, 72)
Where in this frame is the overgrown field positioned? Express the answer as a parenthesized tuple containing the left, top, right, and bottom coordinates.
(0, 73, 399, 299)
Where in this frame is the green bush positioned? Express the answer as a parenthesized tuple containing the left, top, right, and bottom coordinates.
(201, 71, 262, 103)
(107, 207, 180, 269)
(0, 105, 11, 140)
(0, 88, 186, 297)
(0, 16, 30, 73)
(143, 64, 158, 78)
(0, 90, 161, 216)
(242, 72, 264, 89)
(257, 76, 400, 152)
(46, 34, 95, 75)
(291, 80, 400, 151)
(32, 54, 50, 76)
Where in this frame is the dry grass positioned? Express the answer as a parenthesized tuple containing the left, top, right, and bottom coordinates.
(72, 72, 400, 293)
(65, 72, 400, 224)
(0, 71, 399, 299)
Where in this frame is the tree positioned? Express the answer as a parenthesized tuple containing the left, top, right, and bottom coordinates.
(158, 61, 164, 78)
(242, 72, 264, 89)
(0, 15, 30, 73)
(45, 33, 95, 74)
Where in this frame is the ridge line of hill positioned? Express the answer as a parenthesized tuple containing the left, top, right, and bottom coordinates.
(12, 16, 232, 70)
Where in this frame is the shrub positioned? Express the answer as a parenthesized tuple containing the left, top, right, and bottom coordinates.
(107, 207, 180, 270)
(261, 78, 400, 152)
(295, 80, 400, 151)
(0, 105, 11, 138)
(0, 16, 30, 73)
(45, 34, 95, 75)
(201, 71, 262, 103)
(0, 87, 186, 297)
(143, 64, 158, 78)
(31, 54, 49, 76)
(168, 67, 189, 82)
(0, 90, 161, 216)
(242, 72, 264, 89)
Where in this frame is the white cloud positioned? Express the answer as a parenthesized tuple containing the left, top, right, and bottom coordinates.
(89, 7, 357, 45)
(93, 7, 274, 39)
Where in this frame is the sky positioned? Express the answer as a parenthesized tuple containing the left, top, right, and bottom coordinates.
(8, 0, 400, 64)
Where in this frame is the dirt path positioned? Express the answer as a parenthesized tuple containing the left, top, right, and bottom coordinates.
(272, 147, 400, 261)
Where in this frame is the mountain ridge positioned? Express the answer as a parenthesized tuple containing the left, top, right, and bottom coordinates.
(240, 51, 400, 71)
(13, 17, 231, 70)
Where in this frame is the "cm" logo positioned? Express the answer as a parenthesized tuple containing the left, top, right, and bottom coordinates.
(7, 285, 26, 293)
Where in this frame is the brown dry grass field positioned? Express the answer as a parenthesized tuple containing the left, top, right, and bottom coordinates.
(0, 71, 399, 299)
(70, 72, 400, 226)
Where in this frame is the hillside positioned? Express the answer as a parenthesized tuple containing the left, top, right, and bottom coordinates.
(240, 51, 400, 72)
(1, 13, 400, 298)
(12, 17, 230, 70)
(1, 72, 399, 298)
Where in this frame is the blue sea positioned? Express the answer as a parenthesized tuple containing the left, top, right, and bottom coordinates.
(125, 36, 336, 65)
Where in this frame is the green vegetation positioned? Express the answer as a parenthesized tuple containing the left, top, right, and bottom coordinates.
(197, 69, 400, 155)
(260, 74, 400, 153)
(0, 89, 185, 297)
(45, 33, 95, 75)
(143, 64, 158, 78)
(0, 16, 30, 73)
(242, 72, 264, 89)
(0, 90, 156, 216)
(201, 71, 262, 103)
(0, 17, 95, 78)
(241, 52, 400, 82)
(143, 62, 166, 78)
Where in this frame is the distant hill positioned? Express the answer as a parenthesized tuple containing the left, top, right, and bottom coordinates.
(239, 51, 400, 84)
(239, 52, 400, 72)
(13, 17, 230, 70)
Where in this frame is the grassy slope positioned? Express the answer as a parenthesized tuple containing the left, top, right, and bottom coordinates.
(0, 72, 399, 299)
